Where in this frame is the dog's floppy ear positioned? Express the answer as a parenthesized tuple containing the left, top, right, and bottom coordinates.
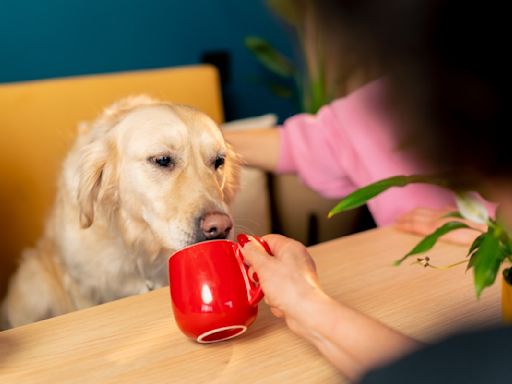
(76, 95, 153, 228)
(77, 140, 115, 228)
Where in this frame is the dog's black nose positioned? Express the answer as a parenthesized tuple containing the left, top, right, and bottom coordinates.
(200, 212, 233, 240)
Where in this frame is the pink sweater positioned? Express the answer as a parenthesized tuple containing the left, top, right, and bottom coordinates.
(277, 79, 456, 226)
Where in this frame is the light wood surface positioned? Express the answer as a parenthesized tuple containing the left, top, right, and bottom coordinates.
(0, 227, 501, 383)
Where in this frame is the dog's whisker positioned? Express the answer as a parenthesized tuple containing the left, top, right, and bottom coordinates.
(233, 224, 257, 237)
(233, 213, 267, 224)
(233, 216, 269, 231)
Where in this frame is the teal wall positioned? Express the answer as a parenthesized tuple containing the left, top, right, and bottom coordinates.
(0, 0, 298, 121)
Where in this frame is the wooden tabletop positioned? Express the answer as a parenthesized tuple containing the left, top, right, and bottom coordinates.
(0, 227, 502, 383)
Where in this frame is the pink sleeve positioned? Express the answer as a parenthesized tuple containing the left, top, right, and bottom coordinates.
(276, 107, 358, 198)
(276, 79, 458, 226)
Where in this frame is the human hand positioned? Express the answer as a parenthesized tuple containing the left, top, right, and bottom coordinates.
(241, 234, 322, 329)
(395, 207, 487, 246)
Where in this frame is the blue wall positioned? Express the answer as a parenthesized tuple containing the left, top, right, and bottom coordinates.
(0, 0, 298, 121)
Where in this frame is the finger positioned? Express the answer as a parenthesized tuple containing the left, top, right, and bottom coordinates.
(396, 208, 485, 245)
(261, 234, 308, 260)
(242, 239, 274, 270)
(247, 266, 259, 283)
(396, 207, 459, 234)
(261, 234, 299, 252)
(440, 228, 481, 246)
(395, 214, 433, 235)
(398, 207, 456, 224)
(270, 307, 285, 318)
(395, 208, 429, 227)
(242, 234, 298, 264)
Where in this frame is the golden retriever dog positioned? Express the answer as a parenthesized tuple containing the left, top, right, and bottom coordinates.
(1, 96, 239, 328)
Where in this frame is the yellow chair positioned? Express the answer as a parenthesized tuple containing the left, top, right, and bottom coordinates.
(0, 65, 224, 299)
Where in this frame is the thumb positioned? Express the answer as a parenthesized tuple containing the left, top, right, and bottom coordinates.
(241, 239, 273, 270)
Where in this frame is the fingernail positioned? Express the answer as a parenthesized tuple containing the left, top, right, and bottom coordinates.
(251, 271, 260, 283)
(237, 233, 252, 247)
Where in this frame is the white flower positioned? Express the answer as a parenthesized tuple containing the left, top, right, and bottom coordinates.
(455, 192, 490, 224)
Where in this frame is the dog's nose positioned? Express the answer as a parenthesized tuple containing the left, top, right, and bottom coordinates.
(200, 212, 233, 240)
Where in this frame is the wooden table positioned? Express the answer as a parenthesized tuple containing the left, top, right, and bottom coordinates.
(0, 227, 502, 383)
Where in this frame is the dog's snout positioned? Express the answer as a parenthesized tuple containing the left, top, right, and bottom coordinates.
(200, 212, 233, 240)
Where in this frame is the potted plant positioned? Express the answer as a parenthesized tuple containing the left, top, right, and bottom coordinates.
(244, 0, 344, 114)
(328, 175, 512, 321)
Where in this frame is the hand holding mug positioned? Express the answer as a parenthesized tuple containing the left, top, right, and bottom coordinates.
(239, 234, 320, 328)
(168, 234, 271, 343)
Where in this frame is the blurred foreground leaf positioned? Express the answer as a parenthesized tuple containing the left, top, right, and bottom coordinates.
(329, 175, 446, 218)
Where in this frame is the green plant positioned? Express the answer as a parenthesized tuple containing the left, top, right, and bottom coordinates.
(329, 175, 512, 298)
(245, 0, 335, 113)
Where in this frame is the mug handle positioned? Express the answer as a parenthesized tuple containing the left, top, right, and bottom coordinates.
(236, 234, 273, 307)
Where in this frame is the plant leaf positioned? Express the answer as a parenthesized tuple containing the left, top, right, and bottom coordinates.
(305, 70, 328, 114)
(502, 239, 512, 257)
(265, 0, 303, 27)
(245, 36, 296, 77)
(467, 233, 486, 257)
(455, 192, 489, 224)
(262, 81, 294, 99)
(394, 222, 470, 265)
(467, 233, 505, 298)
(442, 211, 464, 219)
(328, 175, 447, 218)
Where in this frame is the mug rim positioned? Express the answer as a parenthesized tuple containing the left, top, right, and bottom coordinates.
(168, 239, 235, 262)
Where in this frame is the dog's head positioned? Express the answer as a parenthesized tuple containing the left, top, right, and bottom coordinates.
(76, 96, 240, 253)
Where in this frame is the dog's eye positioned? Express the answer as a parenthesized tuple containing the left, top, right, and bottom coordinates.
(213, 155, 225, 170)
(150, 155, 174, 168)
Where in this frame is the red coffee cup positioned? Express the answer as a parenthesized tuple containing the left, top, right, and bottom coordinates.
(168, 234, 271, 343)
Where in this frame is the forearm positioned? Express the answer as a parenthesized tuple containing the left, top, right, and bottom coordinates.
(287, 289, 421, 381)
(223, 128, 280, 172)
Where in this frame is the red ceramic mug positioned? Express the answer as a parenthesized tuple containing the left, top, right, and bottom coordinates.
(168, 234, 271, 343)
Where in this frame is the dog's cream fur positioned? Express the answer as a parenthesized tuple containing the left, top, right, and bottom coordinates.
(2, 96, 239, 328)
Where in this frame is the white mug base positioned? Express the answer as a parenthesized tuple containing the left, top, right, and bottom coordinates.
(197, 325, 247, 344)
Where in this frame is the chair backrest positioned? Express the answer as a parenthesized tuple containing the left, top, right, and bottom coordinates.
(0, 65, 223, 297)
